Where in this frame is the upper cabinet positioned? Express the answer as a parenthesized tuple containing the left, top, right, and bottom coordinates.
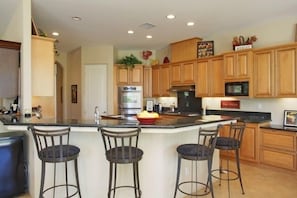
(115, 64, 143, 86)
(170, 37, 202, 62)
(253, 48, 275, 97)
(196, 56, 224, 97)
(275, 45, 297, 97)
(32, 35, 55, 96)
(171, 60, 196, 85)
(143, 66, 152, 98)
(224, 50, 253, 81)
(253, 43, 297, 98)
(0, 40, 20, 98)
(152, 64, 170, 97)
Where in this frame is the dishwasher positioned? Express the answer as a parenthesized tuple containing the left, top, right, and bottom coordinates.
(0, 131, 26, 197)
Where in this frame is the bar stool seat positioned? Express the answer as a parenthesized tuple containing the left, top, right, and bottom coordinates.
(173, 125, 222, 198)
(99, 127, 143, 198)
(28, 126, 81, 198)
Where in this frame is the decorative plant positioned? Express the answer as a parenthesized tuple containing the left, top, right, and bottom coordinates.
(232, 35, 257, 46)
(117, 54, 142, 68)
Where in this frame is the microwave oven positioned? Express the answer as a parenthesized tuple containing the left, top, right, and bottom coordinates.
(225, 81, 249, 96)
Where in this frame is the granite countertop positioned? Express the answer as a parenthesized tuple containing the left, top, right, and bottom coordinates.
(0, 114, 235, 129)
(260, 124, 297, 133)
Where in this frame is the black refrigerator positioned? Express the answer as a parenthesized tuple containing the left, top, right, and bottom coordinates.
(0, 131, 26, 197)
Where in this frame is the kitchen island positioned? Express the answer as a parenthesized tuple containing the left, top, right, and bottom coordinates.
(1, 115, 235, 198)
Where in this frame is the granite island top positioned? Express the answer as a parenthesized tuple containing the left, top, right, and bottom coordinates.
(0, 114, 235, 129)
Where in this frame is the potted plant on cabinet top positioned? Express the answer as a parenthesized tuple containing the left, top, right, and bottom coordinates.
(117, 54, 142, 68)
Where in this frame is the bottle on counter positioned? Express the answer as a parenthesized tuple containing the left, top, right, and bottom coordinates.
(94, 106, 100, 122)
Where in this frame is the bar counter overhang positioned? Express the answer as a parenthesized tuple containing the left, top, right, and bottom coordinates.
(1, 115, 236, 198)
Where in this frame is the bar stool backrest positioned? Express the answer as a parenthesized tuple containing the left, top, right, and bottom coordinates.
(226, 122, 246, 148)
(28, 126, 75, 162)
(197, 125, 222, 159)
(100, 127, 142, 163)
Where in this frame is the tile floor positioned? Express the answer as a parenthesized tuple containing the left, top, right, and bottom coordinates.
(17, 161, 297, 198)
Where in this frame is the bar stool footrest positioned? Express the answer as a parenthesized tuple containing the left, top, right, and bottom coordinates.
(43, 184, 80, 198)
(177, 181, 210, 197)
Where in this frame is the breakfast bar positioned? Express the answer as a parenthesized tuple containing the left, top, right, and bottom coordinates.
(1, 115, 235, 198)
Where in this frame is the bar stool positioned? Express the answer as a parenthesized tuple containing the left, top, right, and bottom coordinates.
(99, 127, 143, 198)
(211, 122, 246, 198)
(173, 125, 222, 198)
(28, 126, 81, 198)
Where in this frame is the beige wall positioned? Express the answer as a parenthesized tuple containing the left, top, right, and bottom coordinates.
(67, 47, 82, 119)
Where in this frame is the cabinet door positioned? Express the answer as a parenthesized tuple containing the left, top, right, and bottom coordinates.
(224, 53, 236, 79)
(196, 59, 209, 97)
(237, 51, 252, 78)
(143, 67, 152, 98)
(170, 63, 181, 85)
(32, 36, 55, 96)
(210, 57, 224, 96)
(117, 67, 129, 85)
(275, 46, 297, 97)
(152, 65, 160, 97)
(253, 49, 275, 97)
(129, 65, 143, 85)
(0, 48, 19, 97)
(240, 125, 257, 162)
(182, 61, 196, 84)
(159, 65, 170, 96)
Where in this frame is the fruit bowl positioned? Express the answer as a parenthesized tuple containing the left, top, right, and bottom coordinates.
(136, 117, 158, 125)
(136, 111, 159, 125)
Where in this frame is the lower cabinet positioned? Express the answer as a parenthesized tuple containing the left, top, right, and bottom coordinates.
(220, 122, 269, 163)
(260, 128, 297, 171)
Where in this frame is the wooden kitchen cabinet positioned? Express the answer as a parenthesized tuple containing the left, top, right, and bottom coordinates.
(143, 66, 152, 98)
(196, 56, 224, 97)
(0, 40, 20, 98)
(115, 64, 143, 86)
(220, 122, 268, 163)
(171, 60, 196, 85)
(275, 44, 297, 97)
(170, 37, 202, 62)
(223, 50, 253, 81)
(260, 128, 296, 171)
(253, 48, 275, 97)
(152, 64, 170, 97)
(253, 43, 297, 98)
(32, 35, 55, 96)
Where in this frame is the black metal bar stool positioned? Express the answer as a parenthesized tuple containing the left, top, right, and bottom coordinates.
(173, 125, 222, 198)
(28, 126, 81, 198)
(211, 122, 246, 198)
(99, 127, 143, 198)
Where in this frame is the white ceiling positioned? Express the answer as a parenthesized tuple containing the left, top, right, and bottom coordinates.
(2, 0, 297, 52)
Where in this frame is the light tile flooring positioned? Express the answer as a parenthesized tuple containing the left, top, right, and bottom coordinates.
(17, 161, 297, 198)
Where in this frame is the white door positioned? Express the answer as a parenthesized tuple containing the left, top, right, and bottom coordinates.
(82, 64, 107, 120)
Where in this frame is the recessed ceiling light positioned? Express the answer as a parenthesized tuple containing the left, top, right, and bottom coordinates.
(146, 35, 152, 39)
(72, 16, 82, 21)
(187, 22, 195, 26)
(128, 30, 134, 34)
(167, 14, 175, 19)
(52, 32, 59, 36)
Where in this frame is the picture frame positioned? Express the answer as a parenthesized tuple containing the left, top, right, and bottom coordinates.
(197, 41, 214, 58)
(71, 85, 77, 103)
(283, 110, 297, 127)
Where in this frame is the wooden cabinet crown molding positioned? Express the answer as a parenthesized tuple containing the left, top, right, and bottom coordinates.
(0, 40, 21, 50)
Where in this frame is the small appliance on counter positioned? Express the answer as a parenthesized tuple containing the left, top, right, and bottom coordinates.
(146, 100, 154, 112)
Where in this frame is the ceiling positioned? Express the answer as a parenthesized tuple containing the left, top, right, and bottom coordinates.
(2, 0, 297, 52)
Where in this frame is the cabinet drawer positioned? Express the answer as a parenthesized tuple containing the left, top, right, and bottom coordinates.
(261, 131, 296, 152)
(260, 149, 296, 170)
